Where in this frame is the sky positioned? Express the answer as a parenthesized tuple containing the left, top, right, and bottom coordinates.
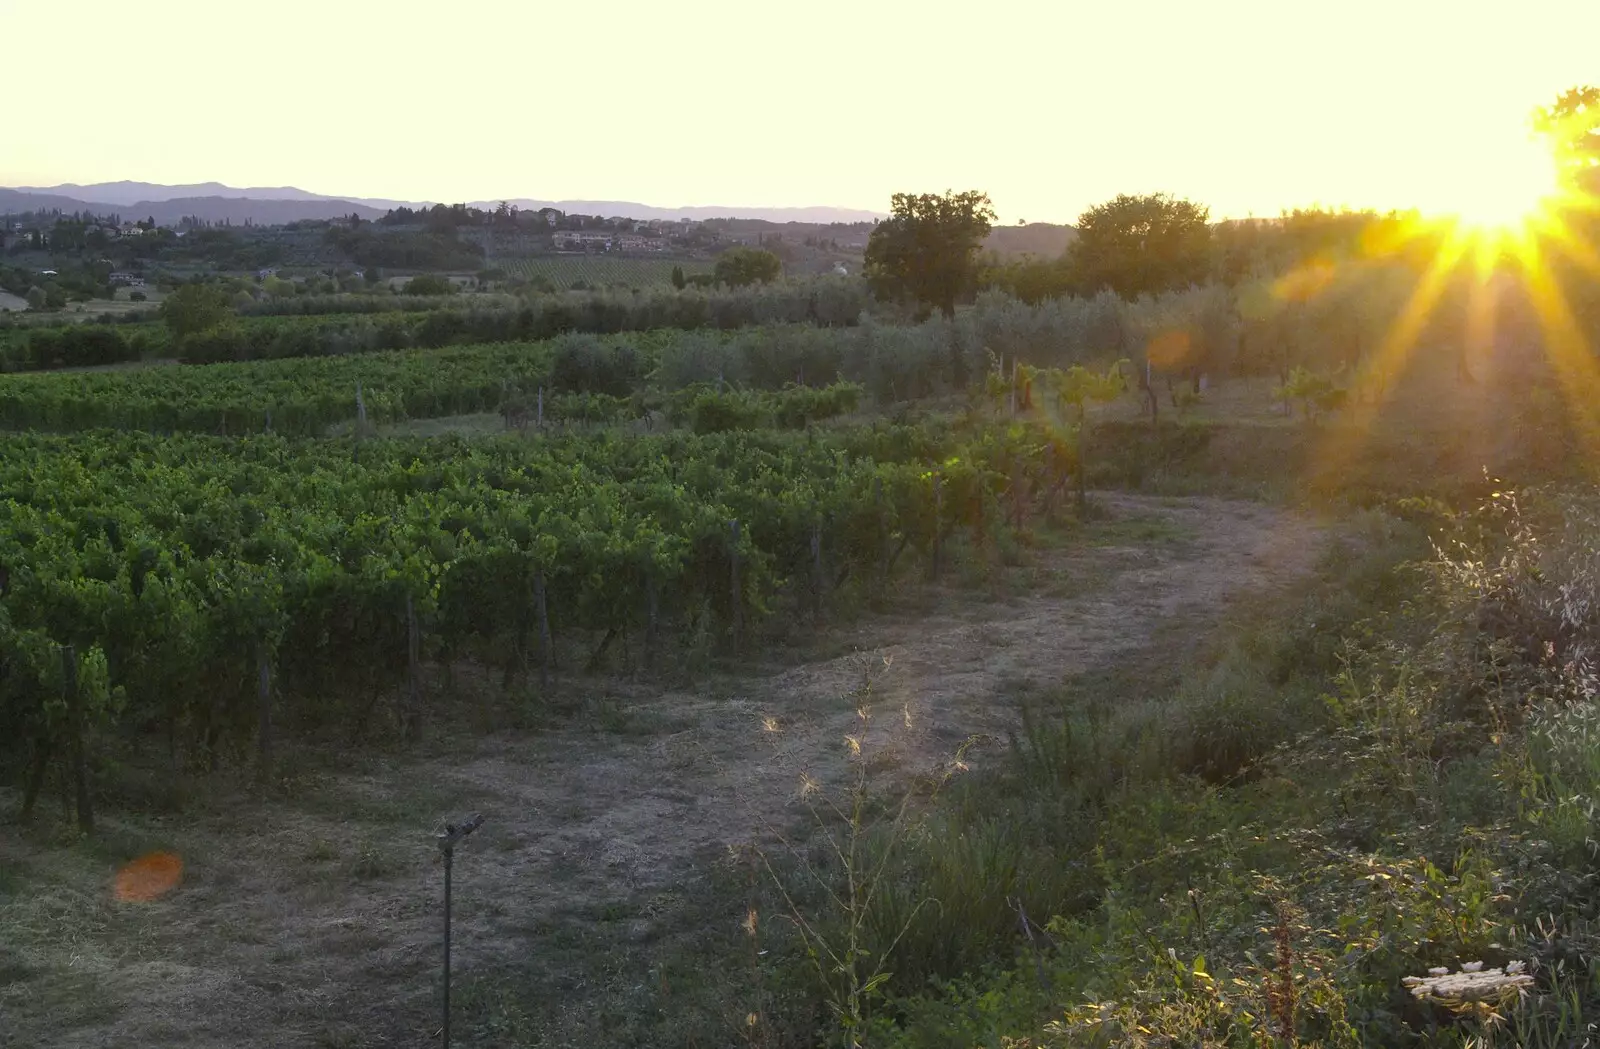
(2, 0, 1597, 223)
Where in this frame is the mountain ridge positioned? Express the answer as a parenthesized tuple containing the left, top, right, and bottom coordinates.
(4, 182, 885, 225)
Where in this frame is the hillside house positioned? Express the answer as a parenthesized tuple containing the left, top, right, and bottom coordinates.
(614, 234, 668, 252)
(109, 272, 146, 287)
(553, 231, 612, 250)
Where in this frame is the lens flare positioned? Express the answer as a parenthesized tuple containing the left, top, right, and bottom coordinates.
(1434, 131, 1562, 232)
(114, 851, 184, 902)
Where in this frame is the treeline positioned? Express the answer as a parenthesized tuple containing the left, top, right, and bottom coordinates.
(323, 225, 487, 270)
(980, 204, 1445, 305)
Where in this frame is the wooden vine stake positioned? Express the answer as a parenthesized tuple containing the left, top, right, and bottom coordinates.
(729, 519, 743, 654)
(537, 386, 544, 429)
(62, 645, 93, 834)
(256, 640, 273, 782)
(1043, 444, 1057, 522)
(810, 517, 825, 624)
(931, 472, 943, 582)
(645, 574, 661, 670)
(534, 569, 552, 689)
(405, 593, 422, 738)
(874, 475, 888, 601)
(1012, 458, 1025, 533)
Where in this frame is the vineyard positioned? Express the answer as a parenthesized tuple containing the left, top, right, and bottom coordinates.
(0, 419, 1077, 796)
(0, 279, 867, 371)
(496, 255, 713, 288)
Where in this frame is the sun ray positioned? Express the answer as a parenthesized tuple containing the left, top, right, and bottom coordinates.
(1514, 250, 1600, 472)
(1306, 224, 1473, 485)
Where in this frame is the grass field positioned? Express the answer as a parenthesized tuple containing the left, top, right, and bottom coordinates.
(496, 255, 712, 288)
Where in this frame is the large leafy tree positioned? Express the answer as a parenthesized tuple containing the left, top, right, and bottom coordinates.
(1068, 193, 1211, 299)
(1536, 87, 1600, 330)
(160, 283, 233, 338)
(714, 247, 782, 287)
(1534, 85, 1600, 177)
(863, 190, 996, 319)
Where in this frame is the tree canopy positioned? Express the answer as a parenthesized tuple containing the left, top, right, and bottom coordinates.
(1534, 85, 1600, 176)
(1068, 193, 1211, 299)
(160, 283, 233, 337)
(863, 191, 996, 318)
(713, 247, 782, 288)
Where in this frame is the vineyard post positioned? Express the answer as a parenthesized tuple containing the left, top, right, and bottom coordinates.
(437, 812, 485, 1049)
(874, 475, 888, 601)
(19, 730, 53, 823)
(1043, 445, 1056, 522)
(1076, 403, 1089, 516)
(537, 386, 544, 429)
(256, 640, 272, 782)
(645, 574, 660, 670)
(974, 470, 986, 555)
(406, 594, 422, 738)
(265, 408, 272, 433)
(810, 516, 824, 623)
(535, 569, 552, 689)
(1012, 457, 1025, 533)
(1010, 359, 1019, 416)
(932, 472, 943, 582)
(356, 382, 367, 430)
(62, 645, 92, 834)
(729, 519, 743, 654)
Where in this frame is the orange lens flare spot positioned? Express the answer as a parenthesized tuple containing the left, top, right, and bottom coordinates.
(1146, 330, 1191, 369)
(1273, 260, 1338, 303)
(114, 851, 184, 902)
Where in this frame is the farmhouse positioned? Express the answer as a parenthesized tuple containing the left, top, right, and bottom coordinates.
(614, 234, 668, 253)
(553, 231, 612, 250)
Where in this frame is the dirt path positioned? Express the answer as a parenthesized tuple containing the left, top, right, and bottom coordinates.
(0, 494, 1325, 1049)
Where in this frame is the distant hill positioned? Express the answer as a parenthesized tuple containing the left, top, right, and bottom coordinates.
(0, 188, 387, 225)
(3, 182, 884, 226)
(17, 181, 338, 206)
(984, 223, 1077, 259)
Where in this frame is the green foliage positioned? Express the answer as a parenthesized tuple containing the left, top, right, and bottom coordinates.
(713, 247, 783, 287)
(1069, 192, 1212, 299)
(864, 191, 997, 319)
(159, 283, 233, 338)
(401, 274, 457, 296)
(0, 418, 1062, 775)
(1275, 366, 1349, 418)
(846, 491, 1600, 1049)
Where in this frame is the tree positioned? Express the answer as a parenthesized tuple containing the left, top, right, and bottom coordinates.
(1067, 193, 1211, 299)
(159, 283, 233, 337)
(671, 265, 687, 290)
(1534, 85, 1600, 176)
(713, 247, 782, 287)
(862, 190, 996, 319)
(25, 285, 46, 311)
(403, 274, 456, 296)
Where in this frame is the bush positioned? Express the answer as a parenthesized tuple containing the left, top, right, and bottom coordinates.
(402, 274, 457, 296)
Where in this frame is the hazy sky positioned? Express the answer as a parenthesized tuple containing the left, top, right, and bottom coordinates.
(2, 0, 1596, 222)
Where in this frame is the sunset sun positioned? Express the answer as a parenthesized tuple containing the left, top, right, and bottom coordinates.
(1439, 130, 1563, 232)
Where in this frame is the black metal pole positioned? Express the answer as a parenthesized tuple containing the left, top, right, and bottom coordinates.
(438, 813, 483, 1049)
(442, 845, 453, 1049)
